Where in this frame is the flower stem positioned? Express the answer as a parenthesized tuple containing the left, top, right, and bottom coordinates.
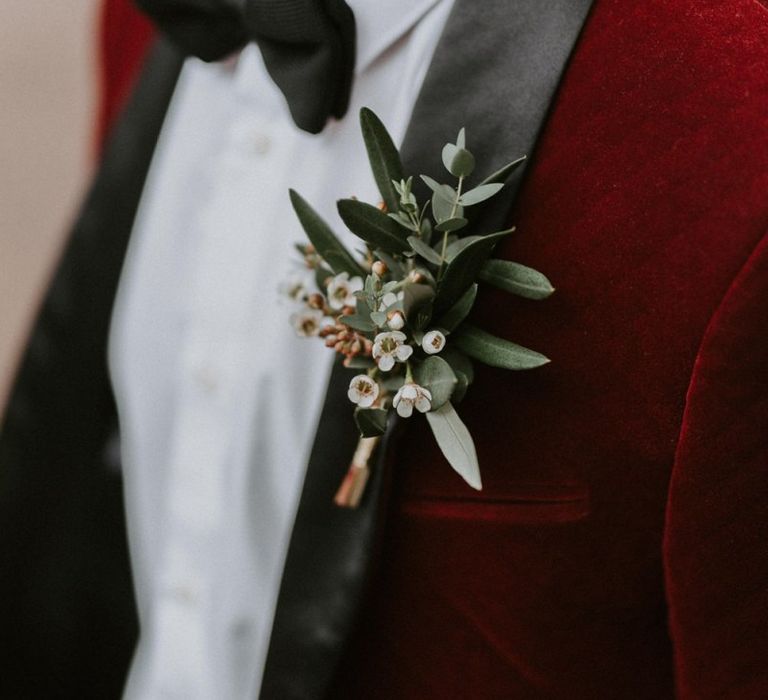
(437, 175, 464, 280)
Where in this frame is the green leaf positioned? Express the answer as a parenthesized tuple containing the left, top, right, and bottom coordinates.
(456, 127, 466, 150)
(360, 107, 404, 213)
(370, 310, 388, 326)
(479, 155, 527, 186)
(337, 199, 409, 253)
(315, 265, 333, 291)
(414, 356, 457, 410)
(342, 314, 377, 333)
(402, 283, 435, 320)
(445, 235, 482, 261)
(478, 260, 555, 300)
(435, 230, 511, 313)
(374, 250, 405, 277)
(420, 175, 452, 198)
(289, 190, 364, 277)
(452, 370, 469, 403)
(408, 236, 443, 265)
(441, 347, 475, 385)
(435, 217, 468, 233)
(438, 283, 477, 331)
(442, 144, 476, 178)
(345, 356, 375, 369)
(453, 324, 550, 370)
(425, 402, 482, 490)
(355, 407, 389, 438)
(459, 183, 504, 206)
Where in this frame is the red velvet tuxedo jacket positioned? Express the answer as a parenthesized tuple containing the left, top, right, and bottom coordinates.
(1, 1, 767, 698)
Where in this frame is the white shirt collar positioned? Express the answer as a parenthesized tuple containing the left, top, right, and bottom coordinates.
(347, 0, 446, 75)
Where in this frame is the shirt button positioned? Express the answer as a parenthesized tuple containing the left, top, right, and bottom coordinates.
(192, 365, 219, 395)
(252, 132, 271, 154)
(168, 583, 199, 606)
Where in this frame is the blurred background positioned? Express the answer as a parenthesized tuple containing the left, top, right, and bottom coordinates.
(0, 0, 152, 414)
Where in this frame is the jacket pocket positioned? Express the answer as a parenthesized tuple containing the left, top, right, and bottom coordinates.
(399, 482, 590, 524)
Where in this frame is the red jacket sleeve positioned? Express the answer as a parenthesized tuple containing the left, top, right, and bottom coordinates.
(97, 0, 155, 149)
(664, 232, 768, 698)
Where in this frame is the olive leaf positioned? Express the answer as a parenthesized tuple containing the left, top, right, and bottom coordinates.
(425, 402, 482, 490)
(454, 324, 550, 369)
(337, 199, 410, 253)
(408, 235, 443, 265)
(434, 230, 512, 314)
(478, 259, 555, 300)
(289, 190, 364, 277)
(360, 107, 404, 213)
(438, 283, 478, 331)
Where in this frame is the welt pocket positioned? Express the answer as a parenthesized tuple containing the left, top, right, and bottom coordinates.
(399, 483, 590, 524)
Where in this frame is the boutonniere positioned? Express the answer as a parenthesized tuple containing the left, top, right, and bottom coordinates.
(286, 109, 553, 507)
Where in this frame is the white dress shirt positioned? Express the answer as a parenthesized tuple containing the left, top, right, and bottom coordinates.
(108, 2, 453, 697)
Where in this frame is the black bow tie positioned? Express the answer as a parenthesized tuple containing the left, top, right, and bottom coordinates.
(134, 0, 356, 134)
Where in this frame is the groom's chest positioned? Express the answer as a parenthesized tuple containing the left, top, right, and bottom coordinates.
(393, 0, 768, 520)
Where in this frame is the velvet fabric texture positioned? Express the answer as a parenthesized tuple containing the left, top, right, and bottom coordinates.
(330, 1, 768, 697)
(98, 0, 155, 147)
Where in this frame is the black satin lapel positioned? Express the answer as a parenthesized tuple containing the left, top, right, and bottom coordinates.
(259, 2, 594, 698)
(0, 40, 182, 697)
(402, 0, 596, 232)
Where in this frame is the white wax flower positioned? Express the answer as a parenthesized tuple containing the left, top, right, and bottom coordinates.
(326, 272, 363, 310)
(387, 311, 406, 330)
(393, 383, 432, 418)
(347, 375, 380, 408)
(290, 309, 324, 337)
(421, 330, 446, 354)
(372, 331, 413, 372)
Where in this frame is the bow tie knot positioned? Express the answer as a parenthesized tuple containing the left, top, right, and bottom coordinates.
(135, 0, 356, 133)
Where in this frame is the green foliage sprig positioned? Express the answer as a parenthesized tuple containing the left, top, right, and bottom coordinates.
(287, 108, 553, 491)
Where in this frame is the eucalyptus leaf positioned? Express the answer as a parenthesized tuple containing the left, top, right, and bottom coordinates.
(370, 310, 388, 326)
(478, 259, 555, 300)
(360, 107, 404, 213)
(434, 230, 511, 313)
(452, 370, 469, 403)
(431, 189, 455, 223)
(456, 127, 466, 150)
(442, 144, 475, 178)
(425, 402, 482, 490)
(441, 347, 475, 385)
(435, 217, 468, 233)
(337, 199, 409, 253)
(408, 236, 443, 265)
(342, 314, 376, 333)
(420, 175, 452, 199)
(438, 283, 477, 331)
(454, 324, 550, 369)
(414, 356, 457, 410)
(355, 407, 389, 438)
(289, 190, 364, 277)
(479, 155, 527, 186)
(419, 217, 433, 244)
(445, 235, 482, 261)
(459, 182, 505, 207)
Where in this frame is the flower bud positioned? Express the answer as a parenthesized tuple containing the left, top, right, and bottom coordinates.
(408, 270, 425, 284)
(307, 293, 325, 309)
(422, 330, 446, 355)
(372, 260, 388, 276)
(387, 311, 406, 330)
